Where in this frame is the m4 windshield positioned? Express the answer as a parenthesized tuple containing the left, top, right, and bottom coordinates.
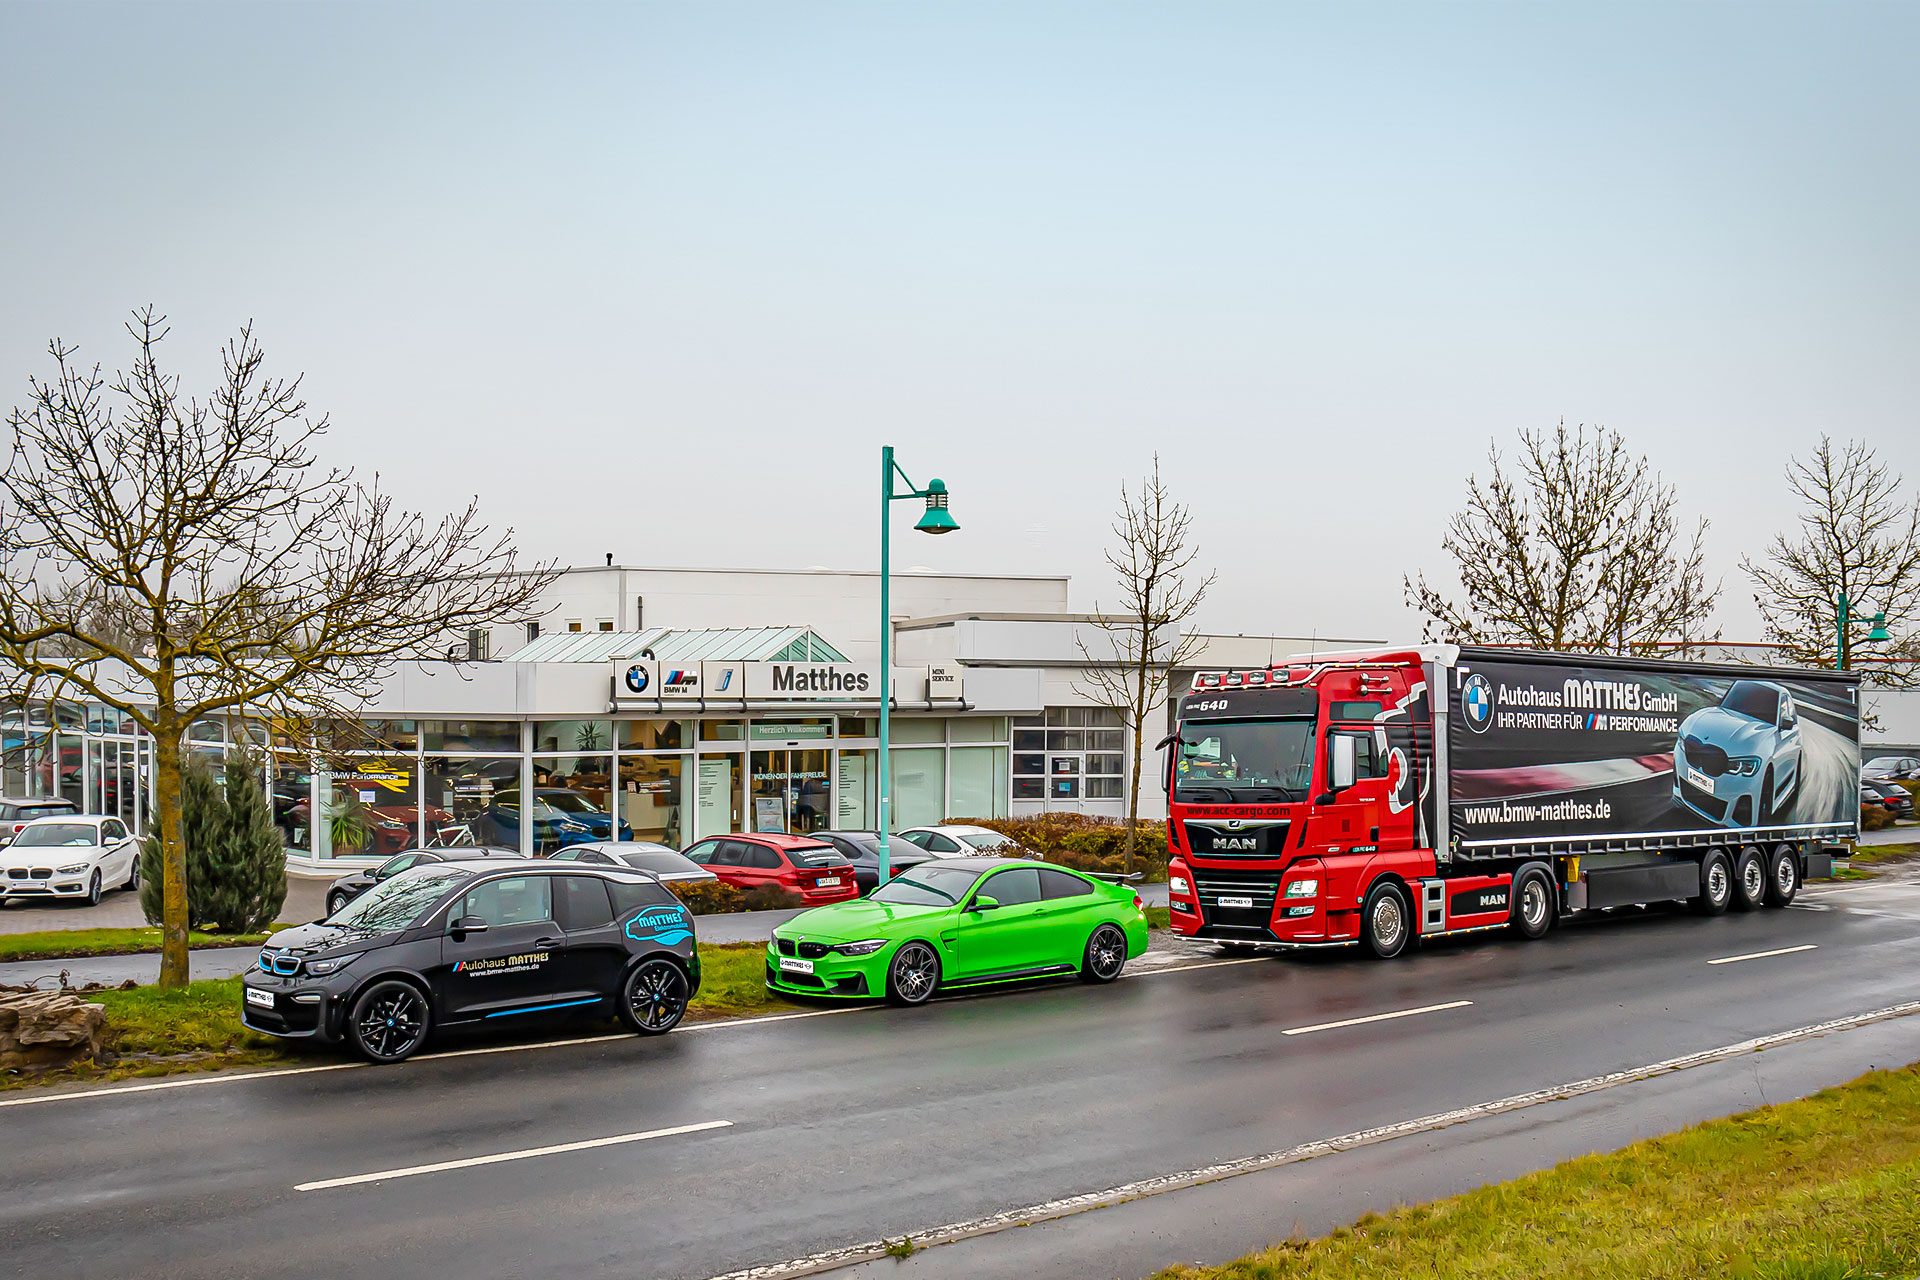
(871, 865, 982, 906)
(1174, 717, 1317, 801)
(330, 866, 470, 931)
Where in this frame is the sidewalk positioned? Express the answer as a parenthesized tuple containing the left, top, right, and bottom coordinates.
(0, 871, 331, 936)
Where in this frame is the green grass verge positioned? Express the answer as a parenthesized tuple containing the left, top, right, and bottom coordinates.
(0, 924, 289, 964)
(1153, 1063, 1920, 1280)
(1851, 840, 1920, 866)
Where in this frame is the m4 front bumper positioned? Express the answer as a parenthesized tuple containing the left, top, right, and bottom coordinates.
(763, 941, 885, 999)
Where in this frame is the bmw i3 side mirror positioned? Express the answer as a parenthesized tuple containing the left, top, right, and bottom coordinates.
(449, 915, 490, 936)
(969, 895, 1000, 913)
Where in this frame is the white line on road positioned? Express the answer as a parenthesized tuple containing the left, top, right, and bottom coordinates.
(705, 998, 1920, 1280)
(1282, 1000, 1472, 1036)
(293, 1119, 733, 1192)
(1707, 944, 1819, 966)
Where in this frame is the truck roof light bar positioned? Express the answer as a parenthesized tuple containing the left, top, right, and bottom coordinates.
(1190, 660, 1406, 692)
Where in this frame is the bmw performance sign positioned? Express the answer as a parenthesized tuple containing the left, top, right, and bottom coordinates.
(1461, 672, 1495, 733)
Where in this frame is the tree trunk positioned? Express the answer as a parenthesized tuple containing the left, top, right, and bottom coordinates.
(1122, 645, 1148, 877)
(150, 723, 191, 988)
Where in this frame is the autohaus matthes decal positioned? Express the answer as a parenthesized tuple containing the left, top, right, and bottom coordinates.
(454, 951, 550, 977)
(1450, 656, 1860, 842)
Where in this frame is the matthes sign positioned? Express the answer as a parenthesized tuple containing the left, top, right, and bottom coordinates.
(748, 662, 877, 699)
(611, 658, 880, 704)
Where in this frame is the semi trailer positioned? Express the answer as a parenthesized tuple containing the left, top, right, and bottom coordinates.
(1163, 645, 1860, 957)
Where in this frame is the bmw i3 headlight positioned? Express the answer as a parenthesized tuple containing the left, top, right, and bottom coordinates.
(56, 862, 90, 874)
(1285, 879, 1319, 898)
(304, 953, 360, 976)
(834, 939, 889, 956)
(1728, 757, 1761, 777)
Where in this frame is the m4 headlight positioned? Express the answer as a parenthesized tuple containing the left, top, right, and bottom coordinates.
(834, 939, 889, 956)
(304, 953, 360, 976)
(56, 861, 91, 874)
(1169, 875, 1191, 895)
(1728, 757, 1761, 778)
(1285, 879, 1319, 898)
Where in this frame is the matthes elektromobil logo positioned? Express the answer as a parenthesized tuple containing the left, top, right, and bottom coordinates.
(1462, 673, 1495, 734)
(624, 664, 650, 694)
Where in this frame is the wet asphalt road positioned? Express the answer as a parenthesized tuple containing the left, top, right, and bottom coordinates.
(4, 874, 1919, 1280)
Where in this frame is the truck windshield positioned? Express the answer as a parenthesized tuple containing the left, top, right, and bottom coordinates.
(1174, 717, 1317, 802)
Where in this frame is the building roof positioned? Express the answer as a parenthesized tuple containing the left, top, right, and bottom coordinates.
(500, 626, 849, 665)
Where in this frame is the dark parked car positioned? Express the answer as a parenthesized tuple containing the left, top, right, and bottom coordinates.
(1862, 780, 1916, 820)
(809, 830, 935, 893)
(1863, 755, 1920, 782)
(245, 859, 700, 1062)
(0, 795, 81, 849)
(325, 846, 525, 917)
(547, 841, 717, 884)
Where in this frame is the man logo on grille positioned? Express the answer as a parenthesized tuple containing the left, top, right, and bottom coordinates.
(1462, 674, 1495, 734)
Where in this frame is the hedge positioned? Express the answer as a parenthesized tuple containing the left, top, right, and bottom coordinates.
(947, 812, 1170, 881)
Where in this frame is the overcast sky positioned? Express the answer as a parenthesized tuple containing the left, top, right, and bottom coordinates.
(3, 1, 1915, 640)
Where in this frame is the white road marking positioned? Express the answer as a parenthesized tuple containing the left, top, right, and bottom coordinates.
(1282, 1000, 1472, 1036)
(294, 1119, 733, 1192)
(1707, 943, 1819, 966)
(705, 998, 1920, 1280)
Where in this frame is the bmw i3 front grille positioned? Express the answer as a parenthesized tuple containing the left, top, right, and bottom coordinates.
(258, 951, 300, 976)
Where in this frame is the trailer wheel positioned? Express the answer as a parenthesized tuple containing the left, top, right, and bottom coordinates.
(1763, 844, 1799, 908)
(1360, 882, 1412, 960)
(1510, 870, 1554, 941)
(1692, 850, 1733, 916)
(1731, 846, 1766, 912)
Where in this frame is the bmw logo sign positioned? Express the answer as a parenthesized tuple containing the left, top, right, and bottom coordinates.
(624, 664, 650, 694)
(1461, 673, 1494, 733)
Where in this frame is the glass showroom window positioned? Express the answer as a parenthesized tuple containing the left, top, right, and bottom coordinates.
(620, 720, 689, 751)
(890, 749, 944, 830)
(618, 754, 688, 846)
(695, 752, 743, 837)
(423, 755, 522, 850)
(533, 753, 616, 848)
(1013, 708, 1124, 802)
(948, 746, 1009, 820)
(535, 719, 612, 755)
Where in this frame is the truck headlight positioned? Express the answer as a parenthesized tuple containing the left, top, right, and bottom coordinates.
(1169, 875, 1191, 895)
(56, 862, 90, 874)
(834, 939, 888, 956)
(304, 953, 360, 976)
(1285, 879, 1319, 898)
(1729, 757, 1761, 777)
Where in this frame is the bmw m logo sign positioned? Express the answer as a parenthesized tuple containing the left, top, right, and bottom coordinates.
(1462, 673, 1494, 734)
(624, 664, 650, 694)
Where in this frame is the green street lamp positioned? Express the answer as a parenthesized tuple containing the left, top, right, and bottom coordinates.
(1835, 592, 1891, 671)
(877, 447, 958, 886)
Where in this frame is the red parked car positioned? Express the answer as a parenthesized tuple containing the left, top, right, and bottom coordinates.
(680, 833, 860, 906)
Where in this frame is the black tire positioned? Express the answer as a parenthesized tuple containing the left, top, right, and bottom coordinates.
(1763, 844, 1800, 908)
(618, 958, 689, 1035)
(1731, 846, 1766, 912)
(1360, 881, 1413, 959)
(884, 940, 940, 1006)
(123, 856, 139, 891)
(327, 891, 350, 918)
(1693, 850, 1733, 916)
(1510, 870, 1554, 940)
(346, 980, 431, 1063)
(84, 870, 102, 907)
(1080, 923, 1129, 983)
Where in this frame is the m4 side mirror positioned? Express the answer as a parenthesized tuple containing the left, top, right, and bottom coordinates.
(968, 895, 1001, 913)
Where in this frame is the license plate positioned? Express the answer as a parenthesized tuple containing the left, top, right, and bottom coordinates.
(1217, 895, 1255, 909)
(816, 876, 842, 887)
(778, 957, 814, 975)
(1686, 766, 1714, 794)
(244, 987, 275, 1010)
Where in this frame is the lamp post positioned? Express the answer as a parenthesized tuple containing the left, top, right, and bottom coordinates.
(877, 447, 959, 887)
(1835, 592, 1891, 671)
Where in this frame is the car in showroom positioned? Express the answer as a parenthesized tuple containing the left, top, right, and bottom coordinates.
(1673, 679, 1804, 827)
(681, 833, 859, 906)
(324, 846, 526, 917)
(530, 788, 631, 843)
(896, 824, 1027, 858)
(286, 797, 472, 858)
(244, 859, 700, 1063)
(0, 795, 81, 849)
(1863, 755, 1920, 782)
(1862, 779, 1917, 821)
(477, 790, 599, 852)
(1, 814, 141, 906)
(810, 830, 936, 892)
(765, 857, 1148, 1006)
(546, 841, 717, 884)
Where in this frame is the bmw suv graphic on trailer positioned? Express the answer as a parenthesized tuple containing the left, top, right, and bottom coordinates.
(1674, 679, 1802, 827)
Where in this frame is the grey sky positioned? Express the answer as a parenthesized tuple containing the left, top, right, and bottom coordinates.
(3, 1, 1915, 640)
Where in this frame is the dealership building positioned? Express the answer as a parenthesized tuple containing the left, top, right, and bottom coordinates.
(6, 561, 1915, 869)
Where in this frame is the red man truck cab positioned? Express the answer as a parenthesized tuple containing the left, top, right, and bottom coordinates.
(1164, 646, 1859, 958)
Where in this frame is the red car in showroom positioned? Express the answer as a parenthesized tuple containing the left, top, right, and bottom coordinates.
(681, 833, 859, 905)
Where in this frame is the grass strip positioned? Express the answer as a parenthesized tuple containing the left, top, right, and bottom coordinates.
(1153, 1062, 1920, 1280)
(0, 925, 288, 964)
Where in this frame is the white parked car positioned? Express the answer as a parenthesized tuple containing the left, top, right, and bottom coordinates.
(546, 840, 719, 884)
(896, 824, 1026, 857)
(0, 814, 141, 906)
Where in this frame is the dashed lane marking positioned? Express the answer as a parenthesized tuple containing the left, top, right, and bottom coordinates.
(1282, 1000, 1473, 1036)
(1708, 943, 1819, 965)
(294, 1119, 733, 1192)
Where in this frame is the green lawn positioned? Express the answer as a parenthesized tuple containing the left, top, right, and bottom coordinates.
(0, 925, 288, 964)
(1153, 1063, 1920, 1280)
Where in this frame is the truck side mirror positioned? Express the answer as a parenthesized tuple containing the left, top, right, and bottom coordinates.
(1330, 735, 1357, 792)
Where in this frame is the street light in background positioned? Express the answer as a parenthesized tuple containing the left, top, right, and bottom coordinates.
(877, 447, 959, 886)
(1835, 592, 1892, 670)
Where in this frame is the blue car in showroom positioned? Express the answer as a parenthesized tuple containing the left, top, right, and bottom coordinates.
(1674, 679, 1803, 828)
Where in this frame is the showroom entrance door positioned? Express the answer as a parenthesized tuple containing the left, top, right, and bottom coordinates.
(749, 748, 832, 834)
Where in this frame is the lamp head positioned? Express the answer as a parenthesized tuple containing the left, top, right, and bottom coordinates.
(914, 478, 959, 535)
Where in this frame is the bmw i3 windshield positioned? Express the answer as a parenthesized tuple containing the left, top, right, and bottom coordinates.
(330, 865, 471, 930)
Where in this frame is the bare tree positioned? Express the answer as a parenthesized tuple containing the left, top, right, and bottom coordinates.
(1743, 437, 1920, 682)
(1405, 421, 1720, 655)
(1076, 455, 1215, 874)
(0, 309, 558, 985)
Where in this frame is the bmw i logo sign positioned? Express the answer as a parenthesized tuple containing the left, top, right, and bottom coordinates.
(1462, 673, 1494, 733)
(624, 664, 650, 694)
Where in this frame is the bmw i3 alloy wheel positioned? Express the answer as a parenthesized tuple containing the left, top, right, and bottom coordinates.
(620, 958, 689, 1035)
(348, 980, 431, 1064)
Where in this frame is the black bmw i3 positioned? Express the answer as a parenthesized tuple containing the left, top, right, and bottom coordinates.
(243, 859, 699, 1062)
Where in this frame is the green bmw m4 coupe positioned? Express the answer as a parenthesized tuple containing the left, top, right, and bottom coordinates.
(765, 856, 1149, 1006)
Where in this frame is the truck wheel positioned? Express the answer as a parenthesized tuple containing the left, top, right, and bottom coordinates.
(1763, 844, 1799, 907)
(1360, 882, 1412, 960)
(1731, 847, 1766, 912)
(1692, 850, 1733, 916)
(1510, 870, 1554, 940)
